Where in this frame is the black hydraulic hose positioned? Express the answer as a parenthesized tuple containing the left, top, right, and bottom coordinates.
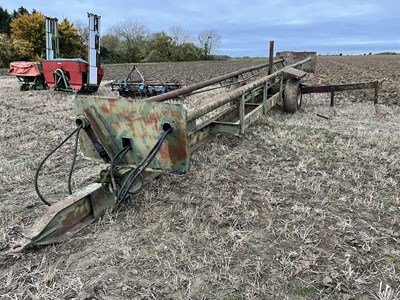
(109, 145, 131, 193)
(116, 127, 172, 202)
(100, 145, 131, 190)
(67, 125, 83, 195)
(35, 125, 82, 206)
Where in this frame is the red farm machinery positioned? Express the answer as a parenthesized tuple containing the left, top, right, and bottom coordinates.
(9, 41, 381, 253)
(8, 13, 102, 93)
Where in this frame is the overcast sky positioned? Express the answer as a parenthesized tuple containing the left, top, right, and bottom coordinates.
(1, 0, 399, 57)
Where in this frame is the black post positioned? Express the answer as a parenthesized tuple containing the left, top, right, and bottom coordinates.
(268, 41, 274, 75)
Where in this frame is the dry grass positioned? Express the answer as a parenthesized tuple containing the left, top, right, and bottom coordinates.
(1, 56, 400, 299)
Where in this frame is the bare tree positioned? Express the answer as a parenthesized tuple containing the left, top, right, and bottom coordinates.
(198, 29, 221, 59)
(108, 19, 150, 42)
(169, 25, 192, 45)
(107, 19, 150, 62)
(74, 19, 89, 52)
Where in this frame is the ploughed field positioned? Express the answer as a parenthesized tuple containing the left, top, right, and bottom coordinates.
(0, 55, 400, 299)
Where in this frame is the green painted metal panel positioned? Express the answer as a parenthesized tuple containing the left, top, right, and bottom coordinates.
(27, 183, 101, 245)
(74, 96, 189, 175)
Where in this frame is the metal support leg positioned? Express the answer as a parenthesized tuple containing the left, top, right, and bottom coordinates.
(374, 84, 379, 104)
(263, 83, 268, 114)
(268, 41, 274, 75)
(240, 95, 245, 134)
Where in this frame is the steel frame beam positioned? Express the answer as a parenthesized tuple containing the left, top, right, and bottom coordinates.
(301, 81, 380, 106)
(143, 58, 284, 103)
(188, 57, 312, 122)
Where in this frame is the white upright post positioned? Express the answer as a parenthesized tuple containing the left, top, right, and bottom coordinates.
(45, 17, 59, 60)
(88, 13, 101, 88)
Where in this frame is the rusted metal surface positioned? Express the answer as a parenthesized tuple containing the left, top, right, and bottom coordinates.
(276, 51, 317, 73)
(9, 182, 104, 252)
(301, 82, 379, 94)
(188, 57, 313, 122)
(144, 59, 284, 103)
(301, 81, 380, 106)
(283, 67, 307, 79)
(10, 178, 134, 251)
(188, 105, 239, 149)
(89, 184, 116, 219)
(10, 170, 164, 251)
(187, 55, 314, 145)
(75, 96, 189, 174)
(268, 41, 274, 75)
(187, 73, 277, 122)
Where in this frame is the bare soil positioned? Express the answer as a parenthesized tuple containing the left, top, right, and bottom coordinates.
(103, 60, 268, 84)
(1, 55, 400, 299)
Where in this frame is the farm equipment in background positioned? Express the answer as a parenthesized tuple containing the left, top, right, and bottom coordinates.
(8, 62, 46, 91)
(41, 57, 104, 92)
(7, 17, 59, 91)
(41, 13, 103, 92)
(111, 65, 183, 98)
(8, 13, 102, 93)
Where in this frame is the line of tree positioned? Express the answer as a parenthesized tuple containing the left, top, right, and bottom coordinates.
(0, 6, 224, 67)
(0, 6, 82, 67)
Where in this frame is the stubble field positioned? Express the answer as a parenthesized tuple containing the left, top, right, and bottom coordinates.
(0, 55, 400, 299)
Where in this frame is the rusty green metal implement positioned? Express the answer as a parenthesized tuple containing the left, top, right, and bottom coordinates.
(11, 183, 110, 252)
(75, 96, 190, 174)
(10, 49, 322, 253)
(10, 97, 190, 253)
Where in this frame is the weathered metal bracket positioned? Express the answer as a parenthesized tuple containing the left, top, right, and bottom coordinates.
(53, 68, 74, 92)
(10, 169, 163, 253)
(75, 96, 190, 175)
(283, 67, 307, 80)
(276, 51, 317, 73)
(10, 183, 112, 253)
(301, 81, 380, 106)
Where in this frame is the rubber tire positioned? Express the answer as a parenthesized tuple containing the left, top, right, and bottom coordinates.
(283, 79, 302, 113)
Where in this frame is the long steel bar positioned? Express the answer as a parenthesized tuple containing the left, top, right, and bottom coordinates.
(144, 59, 284, 103)
(301, 82, 379, 94)
(301, 81, 380, 106)
(188, 57, 313, 122)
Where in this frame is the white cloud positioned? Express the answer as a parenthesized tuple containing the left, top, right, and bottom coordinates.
(1, 0, 398, 56)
